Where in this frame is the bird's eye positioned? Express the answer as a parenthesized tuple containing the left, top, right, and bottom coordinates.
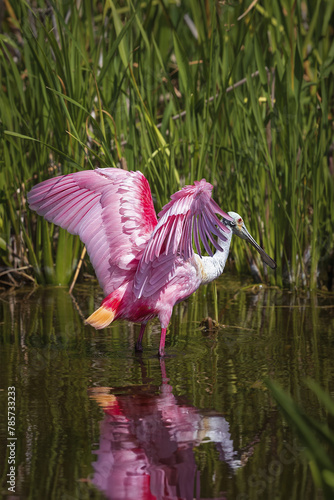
(238, 218, 243, 224)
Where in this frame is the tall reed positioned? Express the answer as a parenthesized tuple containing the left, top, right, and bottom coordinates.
(0, 0, 333, 288)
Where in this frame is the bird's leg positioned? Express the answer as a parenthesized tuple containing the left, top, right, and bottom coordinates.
(158, 328, 167, 357)
(135, 323, 147, 352)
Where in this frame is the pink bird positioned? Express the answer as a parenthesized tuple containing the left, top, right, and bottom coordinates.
(28, 168, 276, 356)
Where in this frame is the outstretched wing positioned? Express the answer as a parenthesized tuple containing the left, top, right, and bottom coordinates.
(28, 168, 158, 295)
(133, 179, 233, 298)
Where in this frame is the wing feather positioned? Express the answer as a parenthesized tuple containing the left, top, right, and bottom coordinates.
(193, 216, 201, 256)
(198, 217, 213, 256)
(133, 179, 233, 298)
(28, 168, 158, 295)
(201, 212, 224, 252)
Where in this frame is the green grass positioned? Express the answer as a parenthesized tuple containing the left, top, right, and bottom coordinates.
(0, 0, 333, 288)
(268, 379, 334, 499)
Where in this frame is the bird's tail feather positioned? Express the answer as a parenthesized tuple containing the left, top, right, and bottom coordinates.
(85, 306, 115, 329)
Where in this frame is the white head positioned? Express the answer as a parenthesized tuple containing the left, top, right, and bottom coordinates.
(222, 211, 276, 269)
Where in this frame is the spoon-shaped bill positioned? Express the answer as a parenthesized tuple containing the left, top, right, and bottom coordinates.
(242, 226, 277, 269)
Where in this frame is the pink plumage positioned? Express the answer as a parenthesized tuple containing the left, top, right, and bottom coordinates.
(28, 167, 233, 356)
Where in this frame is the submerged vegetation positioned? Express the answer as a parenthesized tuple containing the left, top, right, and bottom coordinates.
(0, 0, 333, 289)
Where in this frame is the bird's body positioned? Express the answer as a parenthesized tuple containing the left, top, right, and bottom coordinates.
(28, 167, 276, 356)
(100, 252, 201, 332)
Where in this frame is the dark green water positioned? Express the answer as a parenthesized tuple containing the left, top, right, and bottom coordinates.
(1, 277, 334, 499)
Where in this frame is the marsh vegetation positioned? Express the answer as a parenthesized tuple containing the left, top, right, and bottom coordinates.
(1, 0, 333, 289)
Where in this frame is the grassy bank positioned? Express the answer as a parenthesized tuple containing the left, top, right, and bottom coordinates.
(1, 0, 333, 289)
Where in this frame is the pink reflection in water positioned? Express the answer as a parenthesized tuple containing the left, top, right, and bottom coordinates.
(89, 360, 240, 500)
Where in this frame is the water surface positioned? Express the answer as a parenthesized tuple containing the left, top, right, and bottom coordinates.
(1, 277, 334, 499)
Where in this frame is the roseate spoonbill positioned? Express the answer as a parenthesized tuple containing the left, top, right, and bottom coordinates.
(28, 167, 276, 356)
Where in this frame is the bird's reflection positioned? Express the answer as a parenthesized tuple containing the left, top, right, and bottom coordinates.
(88, 359, 241, 500)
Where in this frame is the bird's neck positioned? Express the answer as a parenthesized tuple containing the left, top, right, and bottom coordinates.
(195, 231, 233, 285)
